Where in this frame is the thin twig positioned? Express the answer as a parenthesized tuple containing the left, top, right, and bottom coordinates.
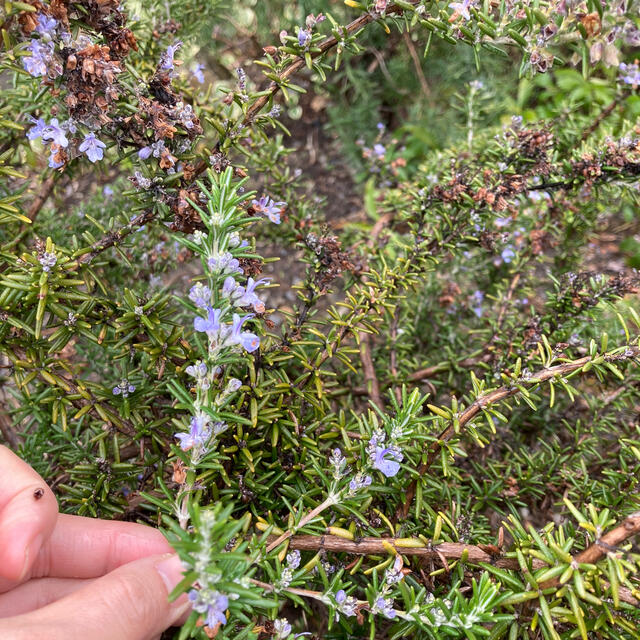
(389, 309, 402, 403)
(402, 32, 430, 97)
(580, 91, 629, 143)
(400, 345, 640, 518)
(359, 331, 383, 408)
(26, 173, 60, 223)
(242, 3, 419, 126)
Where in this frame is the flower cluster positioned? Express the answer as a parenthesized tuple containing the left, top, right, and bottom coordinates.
(276, 550, 301, 591)
(185, 360, 211, 390)
(194, 308, 260, 353)
(22, 14, 61, 79)
(619, 61, 640, 87)
(188, 589, 228, 628)
(186, 511, 229, 630)
(222, 276, 269, 313)
(334, 589, 358, 619)
(28, 113, 106, 167)
(112, 379, 135, 398)
(38, 251, 57, 272)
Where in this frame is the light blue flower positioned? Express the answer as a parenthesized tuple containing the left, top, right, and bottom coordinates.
(501, 247, 516, 263)
(619, 62, 640, 86)
(22, 39, 55, 77)
(372, 446, 403, 477)
(192, 63, 205, 84)
(228, 313, 260, 352)
(189, 282, 212, 309)
(35, 14, 57, 37)
(79, 133, 106, 163)
(194, 306, 222, 335)
(188, 589, 228, 627)
(297, 28, 311, 49)
(238, 277, 270, 313)
(27, 116, 47, 140)
(41, 118, 69, 148)
(175, 415, 211, 451)
(251, 195, 286, 224)
(161, 41, 182, 70)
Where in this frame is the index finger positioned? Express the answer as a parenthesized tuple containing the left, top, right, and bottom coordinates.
(0, 445, 58, 585)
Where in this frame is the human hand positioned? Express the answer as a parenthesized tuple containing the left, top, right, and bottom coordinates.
(0, 445, 189, 640)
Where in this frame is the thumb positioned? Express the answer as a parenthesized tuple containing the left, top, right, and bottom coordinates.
(0, 553, 190, 640)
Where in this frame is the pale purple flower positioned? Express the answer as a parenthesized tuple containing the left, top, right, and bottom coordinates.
(35, 14, 57, 37)
(501, 247, 516, 263)
(41, 118, 68, 148)
(228, 313, 260, 352)
(192, 63, 205, 84)
(79, 133, 106, 163)
(22, 39, 55, 77)
(138, 140, 166, 160)
(251, 196, 286, 224)
(335, 590, 358, 618)
(305, 13, 326, 29)
(222, 276, 243, 302)
(194, 306, 222, 335)
(174, 102, 197, 129)
(175, 414, 211, 451)
(112, 380, 135, 398)
(39, 251, 57, 272)
(236, 67, 247, 92)
(470, 290, 484, 318)
(273, 618, 292, 639)
(373, 143, 386, 158)
(185, 361, 207, 378)
(27, 116, 47, 140)
(449, 0, 473, 20)
(286, 550, 301, 570)
(161, 41, 182, 70)
(384, 555, 404, 585)
(225, 378, 242, 393)
(207, 252, 242, 274)
(185, 360, 209, 389)
(348, 472, 372, 493)
(373, 596, 396, 619)
(297, 28, 311, 49)
(619, 62, 640, 86)
(494, 216, 512, 228)
(329, 448, 347, 479)
(188, 589, 228, 627)
(238, 277, 269, 313)
(189, 282, 212, 309)
(372, 446, 403, 477)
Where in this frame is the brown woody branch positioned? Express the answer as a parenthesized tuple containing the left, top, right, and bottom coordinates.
(269, 517, 640, 605)
(575, 510, 640, 565)
(400, 345, 640, 518)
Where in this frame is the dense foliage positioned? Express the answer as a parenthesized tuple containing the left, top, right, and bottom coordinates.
(1, 0, 640, 638)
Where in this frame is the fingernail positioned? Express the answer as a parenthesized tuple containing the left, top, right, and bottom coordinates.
(155, 554, 185, 596)
(18, 533, 43, 582)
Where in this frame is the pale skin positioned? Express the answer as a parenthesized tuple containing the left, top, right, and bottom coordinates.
(0, 445, 189, 640)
